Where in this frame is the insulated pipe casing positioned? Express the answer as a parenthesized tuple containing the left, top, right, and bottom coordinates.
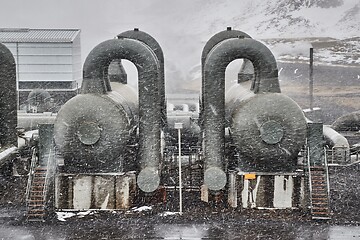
(200, 28, 252, 119)
(202, 38, 280, 190)
(0, 43, 17, 147)
(82, 38, 161, 192)
(117, 29, 166, 128)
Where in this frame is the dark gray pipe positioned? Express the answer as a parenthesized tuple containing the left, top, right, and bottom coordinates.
(202, 38, 279, 190)
(201, 28, 252, 113)
(0, 43, 17, 147)
(238, 59, 254, 84)
(82, 38, 161, 193)
(108, 59, 127, 84)
(201, 27, 251, 66)
(117, 28, 166, 127)
(332, 110, 360, 131)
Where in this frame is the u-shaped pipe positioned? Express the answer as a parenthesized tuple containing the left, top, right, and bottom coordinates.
(0, 43, 17, 147)
(82, 38, 161, 192)
(202, 38, 280, 190)
(117, 28, 166, 128)
(201, 28, 252, 114)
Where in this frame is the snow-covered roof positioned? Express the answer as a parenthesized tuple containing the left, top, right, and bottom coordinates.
(0, 28, 80, 43)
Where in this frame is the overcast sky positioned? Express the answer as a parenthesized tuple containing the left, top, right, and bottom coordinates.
(0, 0, 214, 89)
(1, 0, 358, 91)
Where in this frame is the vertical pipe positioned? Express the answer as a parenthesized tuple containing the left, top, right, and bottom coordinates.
(203, 38, 279, 190)
(38, 124, 54, 167)
(16, 42, 20, 109)
(117, 29, 166, 128)
(309, 48, 314, 110)
(82, 38, 161, 192)
(0, 43, 17, 147)
(201, 28, 252, 122)
(178, 127, 182, 215)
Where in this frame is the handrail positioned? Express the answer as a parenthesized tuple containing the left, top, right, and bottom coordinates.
(42, 148, 53, 208)
(307, 146, 313, 209)
(25, 146, 38, 206)
(324, 148, 331, 202)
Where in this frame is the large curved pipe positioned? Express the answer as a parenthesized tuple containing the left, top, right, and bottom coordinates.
(82, 38, 161, 193)
(117, 28, 166, 127)
(201, 28, 252, 115)
(202, 38, 279, 190)
(0, 43, 17, 147)
(201, 27, 251, 66)
(323, 125, 350, 149)
(332, 110, 360, 131)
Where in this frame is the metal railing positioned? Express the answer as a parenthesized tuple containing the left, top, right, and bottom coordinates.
(323, 147, 331, 206)
(25, 147, 38, 206)
(306, 147, 313, 208)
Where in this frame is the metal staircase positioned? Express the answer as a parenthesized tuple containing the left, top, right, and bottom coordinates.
(27, 167, 48, 221)
(25, 124, 55, 222)
(309, 165, 331, 220)
(306, 123, 331, 220)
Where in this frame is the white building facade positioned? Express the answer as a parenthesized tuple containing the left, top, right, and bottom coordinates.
(0, 28, 81, 108)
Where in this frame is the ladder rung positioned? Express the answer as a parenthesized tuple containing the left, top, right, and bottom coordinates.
(28, 204, 44, 207)
(29, 209, 45, 212)
(28, 214, 45, 217)
(312, 212, 330, 215)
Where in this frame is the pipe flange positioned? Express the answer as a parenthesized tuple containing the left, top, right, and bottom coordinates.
(77, 122, 101, 145)
(259, 120, 284, 145)
(137, 167, 160, 193)
(204, 167, 227, 191)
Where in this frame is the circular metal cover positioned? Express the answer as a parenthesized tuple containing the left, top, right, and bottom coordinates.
(137, 167, 160, 193)
(77, 122, 101, 145)
(259, 120, 284, 144)
(204, 167, 227, 191)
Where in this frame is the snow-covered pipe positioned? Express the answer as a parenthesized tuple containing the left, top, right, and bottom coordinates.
(200, 28, 252, 113)
(82, 38, 161, 193)
(323, 125, 349, 148)
(117, 28, 166, 127)
(202, 38, 280, 190)
(0, 43, 17, 147)
(332, 111, 360, 131)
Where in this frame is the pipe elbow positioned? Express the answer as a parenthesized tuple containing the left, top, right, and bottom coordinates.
(323, 125, 349, 149)
(137, 167, 160, 193)
(204, 166, 227, 191)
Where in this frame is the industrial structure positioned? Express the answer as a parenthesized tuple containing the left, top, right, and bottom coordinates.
(0, 28, 358, 223)
(0, 28, 81, 110)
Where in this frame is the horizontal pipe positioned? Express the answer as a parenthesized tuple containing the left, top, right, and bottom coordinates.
(323, 125, 349, 148)
(332, 111, 360, 131)
(82, 38, 161, 192)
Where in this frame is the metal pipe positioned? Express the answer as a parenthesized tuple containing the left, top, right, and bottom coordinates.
(117, 28, 166, 128)
(201, 28, 252, 117)
(202, 38, 279, 190)
(82, 38, 161, 192)
(0, 43, 17, 147)
(108, 59, 127, 84)
(332, 110, 360, 131)
(309, 48, 314, 110)
(323, 125, 349, 149)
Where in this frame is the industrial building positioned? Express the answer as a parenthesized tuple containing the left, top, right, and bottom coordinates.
(0, 28, 81, 110)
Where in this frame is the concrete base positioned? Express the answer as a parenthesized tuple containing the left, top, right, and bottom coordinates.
(227, 171, 308, 209)
(55, 172, 136, 210)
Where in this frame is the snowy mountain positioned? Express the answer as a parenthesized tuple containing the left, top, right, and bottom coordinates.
(111, 0, 360, 91)
(151, 0, 360, 91)
(173, 0, 360, 39)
